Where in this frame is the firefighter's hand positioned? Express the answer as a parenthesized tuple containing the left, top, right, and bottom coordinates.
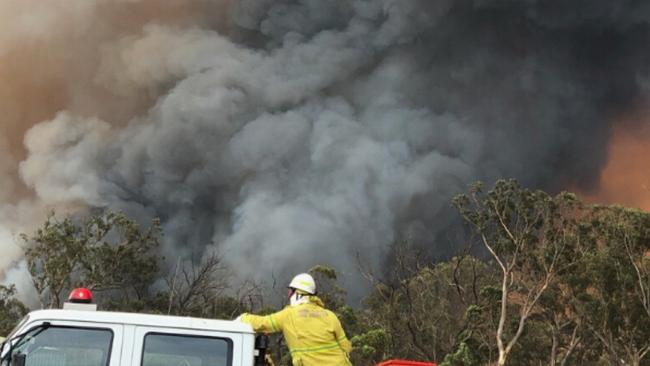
(264, 354, 276, 366)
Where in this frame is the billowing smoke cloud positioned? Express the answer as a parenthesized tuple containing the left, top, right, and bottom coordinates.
(3, 0, 650, 299)
(0, 0, 234, 294)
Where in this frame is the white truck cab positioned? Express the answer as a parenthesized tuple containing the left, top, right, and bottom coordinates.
(0, 290, 265, 366)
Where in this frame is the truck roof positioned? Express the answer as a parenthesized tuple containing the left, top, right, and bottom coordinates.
(24, 309, 254, 335)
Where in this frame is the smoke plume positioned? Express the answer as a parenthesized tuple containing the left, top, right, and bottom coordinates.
(2, 0, 650, 298)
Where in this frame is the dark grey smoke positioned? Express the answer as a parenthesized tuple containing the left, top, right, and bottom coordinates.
(3, 0, 650, 298)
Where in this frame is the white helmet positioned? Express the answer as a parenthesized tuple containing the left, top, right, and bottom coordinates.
(288, 273, 316, 295)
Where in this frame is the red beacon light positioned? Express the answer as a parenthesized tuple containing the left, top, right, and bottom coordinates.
(63, 288, 97, 310)
(68, 288, 93, 304)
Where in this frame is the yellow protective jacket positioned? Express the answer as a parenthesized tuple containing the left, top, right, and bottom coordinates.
(240, 296, 352, 366)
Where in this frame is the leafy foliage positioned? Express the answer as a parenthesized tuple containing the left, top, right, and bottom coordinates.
(571, 206, 650, 365)
(0, 285, 28, 336)
(453, 179, 582, 365)
(21, 211, 162, 309)
(440, 342, 480, 366)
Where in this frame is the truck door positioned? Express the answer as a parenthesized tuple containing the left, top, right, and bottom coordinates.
(1, 320, 123, 366)
(131, 327, 242, 366)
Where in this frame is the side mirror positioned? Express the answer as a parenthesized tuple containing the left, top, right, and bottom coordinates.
(11, 353, 25, 366)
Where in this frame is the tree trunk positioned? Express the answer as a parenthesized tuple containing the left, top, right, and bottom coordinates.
(550, 328, 558, 366)
(498, 351, 507, 366)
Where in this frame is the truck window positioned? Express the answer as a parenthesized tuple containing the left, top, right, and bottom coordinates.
(142, 333, 231, 366)
(3, 326, 113, 366)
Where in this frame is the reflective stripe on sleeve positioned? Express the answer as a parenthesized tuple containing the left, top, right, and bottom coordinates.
(290, 342, 342, 354)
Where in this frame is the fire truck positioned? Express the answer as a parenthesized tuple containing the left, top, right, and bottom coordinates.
(0, 289, 436, 366)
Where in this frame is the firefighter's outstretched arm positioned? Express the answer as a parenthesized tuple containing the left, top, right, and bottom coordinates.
(239, 308, 290, 334)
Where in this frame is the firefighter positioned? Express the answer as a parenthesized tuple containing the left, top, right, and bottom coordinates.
(238, 273, 352, 366)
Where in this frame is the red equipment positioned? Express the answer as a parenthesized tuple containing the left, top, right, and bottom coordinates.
(68, 288, 93, 303)
(376, 360, 437, 366)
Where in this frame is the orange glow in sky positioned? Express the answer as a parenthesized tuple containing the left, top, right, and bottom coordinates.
(582, 120, 650, 211)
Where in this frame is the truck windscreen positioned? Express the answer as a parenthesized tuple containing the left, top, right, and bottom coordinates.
(2, 325, 113, 366)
